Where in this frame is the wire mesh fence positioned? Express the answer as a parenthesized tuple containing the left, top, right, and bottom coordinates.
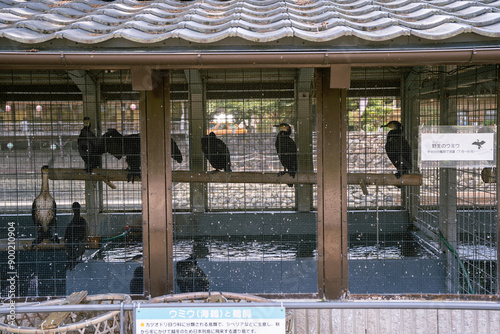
(0, 65, 497, 298)
(347, 65, 498, 294)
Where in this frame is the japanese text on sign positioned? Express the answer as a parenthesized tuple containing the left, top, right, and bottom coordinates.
(419, 126, 496, 168)
(135, 306, 286, 334)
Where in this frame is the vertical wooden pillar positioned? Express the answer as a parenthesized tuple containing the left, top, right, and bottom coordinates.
(403, 68, 422, 224)
(316, 68, 348, 299)
(296, 68, 314, 212)
(438, 68, 459, 293)
(69, 70, 102, 237)
(185, 70, 206, 212)
(140, 70, 173, 297)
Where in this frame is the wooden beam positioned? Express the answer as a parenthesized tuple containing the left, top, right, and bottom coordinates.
(348, 173, 422, 187)
(48, 168, 423, 187)
(48, 168, 117, 189)
(40, 291, 88, 329)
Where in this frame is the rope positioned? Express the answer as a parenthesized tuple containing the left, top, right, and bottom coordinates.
(438, 230, 474, 294)
(101, 229, 129, 242)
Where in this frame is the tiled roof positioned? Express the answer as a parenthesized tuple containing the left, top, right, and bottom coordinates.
(1, 0, 500, 48)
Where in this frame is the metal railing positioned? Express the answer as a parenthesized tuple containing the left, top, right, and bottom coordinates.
(1, 300, 500, 334)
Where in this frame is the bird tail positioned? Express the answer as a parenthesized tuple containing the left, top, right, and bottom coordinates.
(287, 171, 295, 187)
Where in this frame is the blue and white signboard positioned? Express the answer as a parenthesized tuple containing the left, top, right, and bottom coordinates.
(135, 306, 286, 334)
(419, 126, 496, 168)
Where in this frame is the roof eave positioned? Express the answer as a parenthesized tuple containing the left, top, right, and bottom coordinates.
(0, 48, 499, 70)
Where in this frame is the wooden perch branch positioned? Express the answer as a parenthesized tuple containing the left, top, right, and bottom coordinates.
(49, 168, 423, 187)
(171, 171, 316, 184)
(348, 173, 423, 187)
(48, 168, 120, 189)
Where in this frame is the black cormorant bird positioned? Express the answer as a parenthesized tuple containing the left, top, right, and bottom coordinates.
(274, 123, 298, 187)
(64, 202, 88, 271)
(102, 128, 141, 182)
(130, 266, 144, 294)
(380, 121, 412, 178)
(78, 117, 102, 173)
(175, 243, 210, 293)
(32, 165, 58, 244)
(171, 138, 183, 163)
(201, 132, 232, 172)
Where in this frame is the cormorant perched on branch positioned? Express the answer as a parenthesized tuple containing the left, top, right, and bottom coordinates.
(171, 138, 183, 164)
(64, 202, 88, 271)
(380, 121, 412, 178)
(201, 132, 232, 172)
(32, 165, 58, 244)
(102, 128, 141, 183)
(78, 117, 102, 173)
(274, 123, 298, 187)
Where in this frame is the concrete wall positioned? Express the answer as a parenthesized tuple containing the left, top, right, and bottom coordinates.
(290, 306, 500, 334)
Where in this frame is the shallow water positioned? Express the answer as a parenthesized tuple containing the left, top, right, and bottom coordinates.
(90, 238, 446, 263)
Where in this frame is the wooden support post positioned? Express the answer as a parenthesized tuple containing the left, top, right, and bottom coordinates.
(404, 67, 423, 224)
(297, 68, 314, 212)
(439, 67, 459, 293)
(316, 68, 348, 300)
(69, 70, 102, 237)
(186, 70, 206, 213)
(140, 70, 173, 297)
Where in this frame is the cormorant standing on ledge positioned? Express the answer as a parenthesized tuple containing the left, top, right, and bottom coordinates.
(102, 128, 141, 182)
(171, 138, 183, 164)
(64, 202, 88, 271)
(130, 266, 144, 294)
(78, 117, 102, 173)
(380, 121, 412, 178)
(176, 243, 210, 293)
(274, 123, 298, 187)
(32, 165, 58, 244)
(201, 132, 232, 172)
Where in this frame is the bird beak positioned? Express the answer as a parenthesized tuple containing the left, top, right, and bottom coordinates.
(380, 124, 388, 128)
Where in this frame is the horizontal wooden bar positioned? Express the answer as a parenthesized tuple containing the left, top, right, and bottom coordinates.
(348, 173, 423, 187)
(48, 168, 118, 189)
(49, 168, 422, 186)
(0, 239, 65, 251)
(172, 171, 316, 184)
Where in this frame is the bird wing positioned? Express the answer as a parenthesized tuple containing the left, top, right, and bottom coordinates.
(102, 129, 124, 158)
(32, 200, 37, 225)
(400, 137, 412, 166)
(124, 134, 141, 156)
(385, 133, 412, 172)
(78, 128, 93, 157)
(214, 138, 230, 157)
(201, 137, 209, 156)
(124, 134, 141, 172)
(171, 138, 183, 163)
(276, 136, 298, 171)
(51, 199, 57, 228)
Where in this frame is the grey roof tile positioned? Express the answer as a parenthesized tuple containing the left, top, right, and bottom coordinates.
(0, 12, 26, 24)
(0, 0, 499, 46)
(12, 19, 63, 33)
(472, 21, 500, 36)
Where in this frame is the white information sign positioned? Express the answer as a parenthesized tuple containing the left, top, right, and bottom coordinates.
(135, 306, 286, 334)
(420, 132, 494, 162)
